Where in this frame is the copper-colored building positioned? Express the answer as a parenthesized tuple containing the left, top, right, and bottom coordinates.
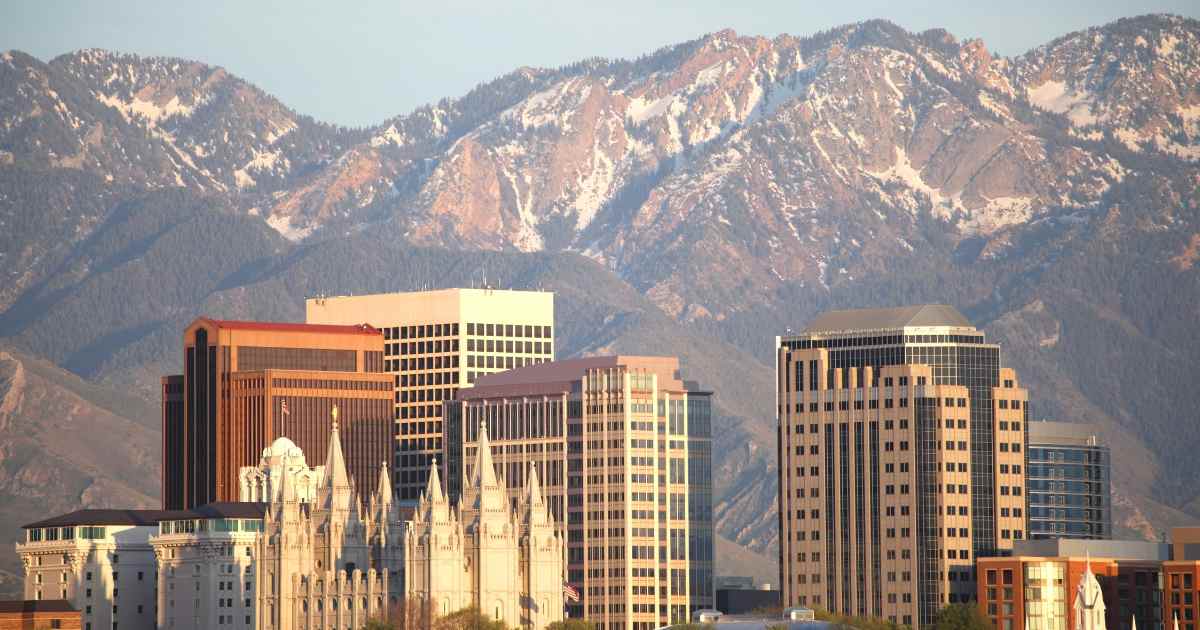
(776, 305, 1029, 627)
(976, 536, 1192, 630)
(0, 600, 81, 630)
(162, 318, 392, 509)
(445, 356, 714, 629)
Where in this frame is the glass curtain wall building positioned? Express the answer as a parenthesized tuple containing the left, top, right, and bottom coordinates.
(1026, 420, 1111, 539)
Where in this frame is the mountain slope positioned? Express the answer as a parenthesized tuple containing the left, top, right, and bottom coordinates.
(0, 344, 159, 596)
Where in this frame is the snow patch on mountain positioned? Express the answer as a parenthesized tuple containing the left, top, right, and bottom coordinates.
(264, 119, 297, 145)
(1026, 80, 1098, 126)
(1158, 34, 1181, 57)
(266, 214, 314, 242)
(233, 148, 287, 189)
(507, 79, 591, 130)
(500, 164, 544, 252)
(369, 124, 407, 148)
(963, 195, 1035, 233)
(573, 132, 618, 230)
(1113, 128, 1146, 152)
(1154, 133, 1200, 161)
(94, 91, 197, 126)
(864, 146, 954, 214)
(626, 93, 679, 124)
(743, 74, 810, 125)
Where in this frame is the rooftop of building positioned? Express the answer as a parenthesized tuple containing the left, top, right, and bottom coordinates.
(1028, 419, 1104, 446)
(674, 618, 833, 630)
(1008, 538, 1171, 562)
(0, 600, 77, 614)
(193, 317, 380, 336)
(462, 355, 698, 400)
(307, 287, 553, 301)
(24, 503, 269, 529)
(172, 502, 269, 520)
(798, 304, 974, 335)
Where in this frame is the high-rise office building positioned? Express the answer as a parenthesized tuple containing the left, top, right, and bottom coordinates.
(1027, 420, 1112, 540)
(776, 305, 1029, 627)
(305, 288, 555, 503)
(161, 317, 393, 509)
(444, 356, 714, 630)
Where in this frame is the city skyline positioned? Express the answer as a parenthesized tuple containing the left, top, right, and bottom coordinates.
(2, 5, 1199, 628)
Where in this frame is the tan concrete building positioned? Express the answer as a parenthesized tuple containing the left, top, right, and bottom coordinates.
(446, 356, 715, 630)
(776, 305, 1028, 627)
(305, 289, 555, 503)
(162, 318, 392, 509)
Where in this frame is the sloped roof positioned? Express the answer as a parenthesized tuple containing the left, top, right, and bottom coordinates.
(24, 503, 268, 529)
(0, 600, 77, 613)
(461, 355, 690, 399)
(23, 509, 171, 529)
(800, 304, 972, 334)
(187, 502, 269, 519)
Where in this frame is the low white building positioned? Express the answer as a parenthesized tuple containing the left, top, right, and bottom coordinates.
(17, 509, 161, 630)
(153, 502, 265, 630)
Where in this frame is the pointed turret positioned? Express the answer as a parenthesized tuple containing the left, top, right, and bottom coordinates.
(520, 461, 553, 529)
(526, 462, 543, 508)
(276, 454, 301, 524)
(376, 461, 393, 508)
(468, 420, 510, 521)
(372, 460, 397, 528)
(473, 420, 499, 488)
(425, 458, 445, 504)
(1074, 550, 1107, 630)
(279, 455, 295, 502)
(416, 457, 451, 525)
(321, 406, 353, 513)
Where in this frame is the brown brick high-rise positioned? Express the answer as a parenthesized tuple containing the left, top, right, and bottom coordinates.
(162, 318, 392, 509)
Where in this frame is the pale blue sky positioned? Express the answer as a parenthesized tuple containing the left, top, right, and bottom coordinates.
(3, 1, 1195, 127)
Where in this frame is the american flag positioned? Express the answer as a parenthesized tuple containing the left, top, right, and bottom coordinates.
(563, 582, 580, 602)
(280, 400, 290, 416)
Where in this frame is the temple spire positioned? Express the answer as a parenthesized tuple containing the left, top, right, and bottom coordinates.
(376, 461, 392, 508)
(425, 457, 445, 504)
(527, 461, 543, 507)
(279, 453, 295, 502)
(474, 420, 498, 488)
(322, 405, 352, 512)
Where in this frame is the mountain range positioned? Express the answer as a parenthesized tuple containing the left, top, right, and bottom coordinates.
(0, 13, 1198, 595)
